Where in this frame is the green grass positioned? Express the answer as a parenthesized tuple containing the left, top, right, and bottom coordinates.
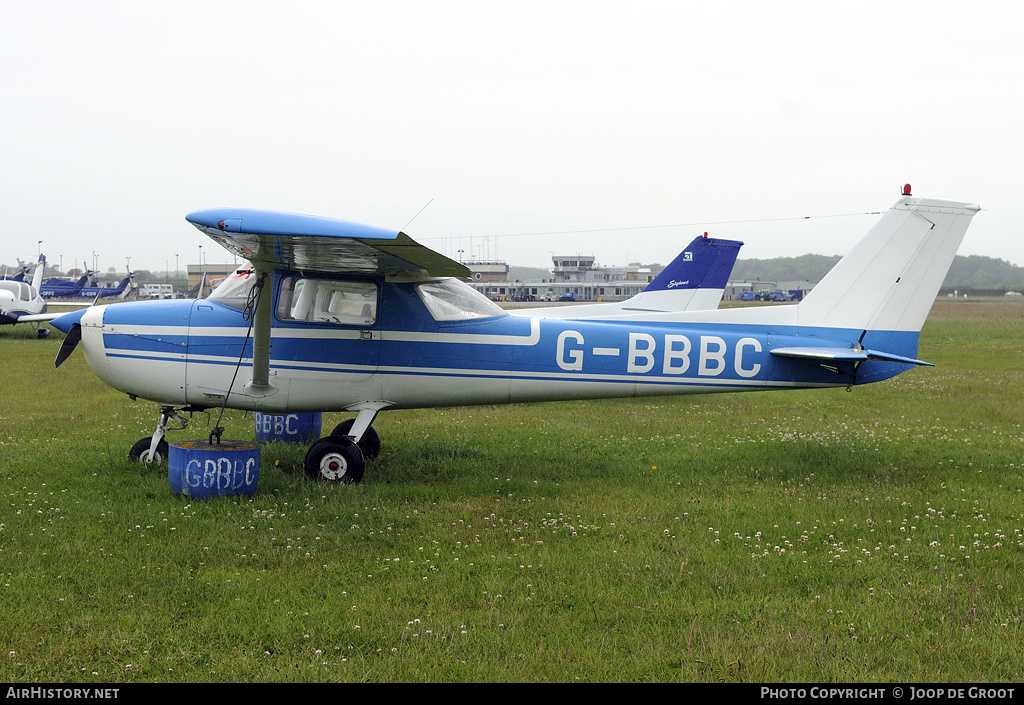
(0, 301, 1022, 682)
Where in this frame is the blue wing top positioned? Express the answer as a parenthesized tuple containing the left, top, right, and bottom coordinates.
(186, 208, 470, 279)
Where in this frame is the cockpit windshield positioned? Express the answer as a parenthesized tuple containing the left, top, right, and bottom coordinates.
(208, 269, 256, 310)
(415, 278, 505, 321)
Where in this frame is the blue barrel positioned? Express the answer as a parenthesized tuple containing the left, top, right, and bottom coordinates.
(169, 440, 260, 499)
(254, 412, 322, 443)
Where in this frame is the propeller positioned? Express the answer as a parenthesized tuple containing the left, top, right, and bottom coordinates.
(54, 323, 82, 368)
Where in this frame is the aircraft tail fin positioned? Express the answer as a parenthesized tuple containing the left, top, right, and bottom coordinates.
(30, 254, 46, 292)
(115, 274, 136, 299)
(620, 235, 742, 312)
(796, 195, 980, 334)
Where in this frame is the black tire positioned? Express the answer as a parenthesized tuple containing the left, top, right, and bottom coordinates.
(128, 436, 170, 464)
(304, 437, 365, 483)
(329, 419, 381, 460)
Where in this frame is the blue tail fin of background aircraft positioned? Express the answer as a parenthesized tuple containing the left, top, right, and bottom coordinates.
(641, 235, 742, 293)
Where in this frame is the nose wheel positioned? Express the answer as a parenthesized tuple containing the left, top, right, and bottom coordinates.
(128, 405, 189, 464)
(128, 436, 170, 464)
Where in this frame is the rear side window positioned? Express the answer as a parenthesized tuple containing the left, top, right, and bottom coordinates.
(277, 277, 377, 326)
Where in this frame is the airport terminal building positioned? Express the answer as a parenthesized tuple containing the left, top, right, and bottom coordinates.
(463, 254, 815, 303)
(466, 255, 654, 302)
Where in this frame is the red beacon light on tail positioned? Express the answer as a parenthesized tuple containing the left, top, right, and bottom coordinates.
(902, 184, 912, 196)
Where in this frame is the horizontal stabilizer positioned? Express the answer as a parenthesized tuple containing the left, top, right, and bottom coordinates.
(13, 312, 65, 323)
(770, 346, 933, 367)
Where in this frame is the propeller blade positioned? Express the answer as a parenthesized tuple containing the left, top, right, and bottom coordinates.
(54, 323, 82, 368)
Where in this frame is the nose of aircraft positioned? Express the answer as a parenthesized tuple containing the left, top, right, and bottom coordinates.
(50, 307, 88, 334)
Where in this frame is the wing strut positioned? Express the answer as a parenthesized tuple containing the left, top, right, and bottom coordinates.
(244, 261, 276, 396)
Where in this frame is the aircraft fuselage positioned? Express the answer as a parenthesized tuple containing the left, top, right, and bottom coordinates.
(74, 272, 914, 414)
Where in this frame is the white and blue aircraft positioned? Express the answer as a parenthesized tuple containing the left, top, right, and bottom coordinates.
(50, 188, 980, 483)
(0, 255, 69, 338)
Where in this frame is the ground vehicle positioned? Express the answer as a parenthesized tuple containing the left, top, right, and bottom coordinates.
(141, 284, 174, 299)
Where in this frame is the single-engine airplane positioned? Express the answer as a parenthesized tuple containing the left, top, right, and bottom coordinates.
(50, 187, 980, 484)
(0, 254, 76, 338)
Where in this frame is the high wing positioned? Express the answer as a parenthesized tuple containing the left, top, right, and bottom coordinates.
(185, 209, 469, 279)
(185, 208, 470, 398)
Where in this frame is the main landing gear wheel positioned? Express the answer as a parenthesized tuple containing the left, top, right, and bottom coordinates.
(329, 419, 381, 460)
(304, 437, 365, 484)
(128, 436, 170, 464)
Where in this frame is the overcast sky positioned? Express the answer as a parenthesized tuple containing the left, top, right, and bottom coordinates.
(3, 1, 1022, 275)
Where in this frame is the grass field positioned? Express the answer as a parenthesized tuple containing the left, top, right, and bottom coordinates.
(0, 300, 1022, 683)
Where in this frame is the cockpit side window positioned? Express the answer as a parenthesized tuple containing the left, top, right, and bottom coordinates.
(208, 270, 256, 310)
(415, 278, 505, 321)
(277, 276, 377, 326)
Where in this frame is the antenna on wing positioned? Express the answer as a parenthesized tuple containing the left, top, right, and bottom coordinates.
(402, 199, 434, 231)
